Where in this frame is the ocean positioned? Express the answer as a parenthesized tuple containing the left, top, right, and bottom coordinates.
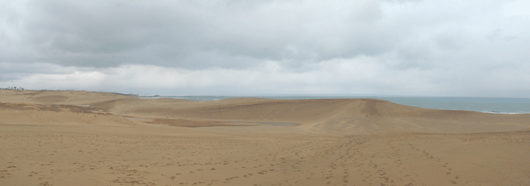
(138, 95, 530, 114)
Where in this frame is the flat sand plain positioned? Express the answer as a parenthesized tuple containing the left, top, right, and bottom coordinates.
(1, 90, 530, 186)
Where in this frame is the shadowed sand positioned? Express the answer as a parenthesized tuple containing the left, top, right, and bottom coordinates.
(1, 90, 530, 186)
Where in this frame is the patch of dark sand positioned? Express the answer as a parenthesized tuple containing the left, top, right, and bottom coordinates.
(32, 95, 69, 103)
(148, 118, 258, 127)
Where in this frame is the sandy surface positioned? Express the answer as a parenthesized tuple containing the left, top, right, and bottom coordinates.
(1, 90, 530, 186)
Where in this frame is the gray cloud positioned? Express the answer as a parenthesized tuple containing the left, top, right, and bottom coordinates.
(1, 0, 410, 69)
(1, 0, 530, 97)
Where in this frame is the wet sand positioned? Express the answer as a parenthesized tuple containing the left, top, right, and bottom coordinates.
(1, 90, 530, 186)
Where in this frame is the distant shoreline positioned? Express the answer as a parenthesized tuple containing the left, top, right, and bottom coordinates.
(2, 89, 530, 114)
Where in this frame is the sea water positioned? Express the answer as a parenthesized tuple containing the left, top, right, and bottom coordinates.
(138, 95, 530, 114)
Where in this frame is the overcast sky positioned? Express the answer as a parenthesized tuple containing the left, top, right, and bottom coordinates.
(1, 0, 529, 97)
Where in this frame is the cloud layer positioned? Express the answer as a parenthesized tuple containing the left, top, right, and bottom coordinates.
(1, 0, 529, 97)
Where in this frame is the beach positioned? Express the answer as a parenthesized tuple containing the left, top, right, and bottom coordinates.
(1, 90, 530, 186)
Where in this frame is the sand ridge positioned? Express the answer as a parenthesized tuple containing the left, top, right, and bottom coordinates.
(1, 90, 530, 186)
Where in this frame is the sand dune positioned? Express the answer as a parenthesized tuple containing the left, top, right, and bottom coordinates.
(1, 90, 530, 186)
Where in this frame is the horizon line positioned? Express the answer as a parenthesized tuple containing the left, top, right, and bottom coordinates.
(2, 87, 529, 99)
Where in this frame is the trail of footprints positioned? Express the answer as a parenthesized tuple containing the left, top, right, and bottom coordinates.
(285, 136, 464, 186)
(407, 142, 460, 185)
(2, 130, 471, 186)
